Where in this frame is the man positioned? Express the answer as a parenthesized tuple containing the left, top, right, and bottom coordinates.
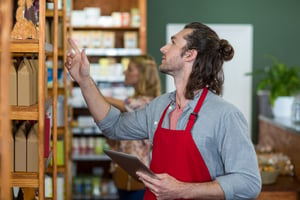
(65, 22, 261, 200)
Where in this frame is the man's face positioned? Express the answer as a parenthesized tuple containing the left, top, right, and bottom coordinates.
(159, 28, 193, 76)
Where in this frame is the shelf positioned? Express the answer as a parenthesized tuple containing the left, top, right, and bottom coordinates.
(10, 104, 39, 120)
(72, 125, 102, 135)
(46, 9, 64, 17)
(73, 132, 103, 137)
(10, 39, 53, 53)
(85, 48, 141, 56)
(91, 76, 125, 83)
(72, 154, 110, 161)
(73, 77, 126, 85)
(46, 166, 66, 173)
(58, 48, 64, 56)
(72, 194, 119, 200)
(73, 107, 91, 116)
(70, 2, 147, 198)
(10, 98, 52, 120)
(57, 127, 66, 136)
(48, 87, 65, 95)
(51, 127, 67, 137)
(72, 26, 139, 31)
(11, 172, 39, 187)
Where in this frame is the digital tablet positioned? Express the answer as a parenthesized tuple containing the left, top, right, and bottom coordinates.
(104, 149, 157, 181)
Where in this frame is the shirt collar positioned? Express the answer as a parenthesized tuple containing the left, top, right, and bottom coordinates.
(167, 89, 207, 110)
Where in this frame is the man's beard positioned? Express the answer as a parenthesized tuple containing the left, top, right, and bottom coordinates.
(159, 64, 172, 76)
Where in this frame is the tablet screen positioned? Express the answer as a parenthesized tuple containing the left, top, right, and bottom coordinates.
(104, 149, 157, 181)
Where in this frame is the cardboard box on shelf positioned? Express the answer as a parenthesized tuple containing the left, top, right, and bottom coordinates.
(23, 59, 34, 104)
(17, 59, 33, 106)
(9, 62, 17, 105)
(27, 123, 38, 172)
(28, 58, 38, 104)
(15, 121, 31, 172)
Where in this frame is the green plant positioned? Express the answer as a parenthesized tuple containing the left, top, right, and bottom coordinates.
(246, 56, 300, 105)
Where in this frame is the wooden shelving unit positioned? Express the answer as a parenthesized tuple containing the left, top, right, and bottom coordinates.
(71, 0, 147, 53)
(63, 0, 72, 198)
(5, 0, 60, 199)
(50, 0, 59, 199)
(0, 0, 12, 199)
(46, 0, 71, 198)
(70, 0, 147, 198)
(9, 0, 49, 196)
(11, 172, 39, 187)
(10, 39, 53, 53)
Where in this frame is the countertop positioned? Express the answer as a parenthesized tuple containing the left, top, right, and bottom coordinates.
(259, 115, 300, 134)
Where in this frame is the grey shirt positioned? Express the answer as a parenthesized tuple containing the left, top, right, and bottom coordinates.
(97, 89, 262, 199)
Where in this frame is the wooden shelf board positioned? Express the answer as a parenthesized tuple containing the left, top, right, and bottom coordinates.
(10, 39, 53, 53)
(46, 9, 64, 17)
(11, 172, 39, 187)
(10, 104, 38, 120)
(48, 87, 65, 95)
(46, 166, 66, 173)
(72, 26, 139, 31)
(72, 154, 110, 161)
(57, 127, 65, 136)
(51, 126, 65, 136)
(72, 194, 119, 200)
(58, 48, 64, 56)
(85, 48, 141, 56)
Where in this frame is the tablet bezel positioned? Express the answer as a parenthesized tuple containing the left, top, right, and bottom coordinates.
(104, 149, 157, 181)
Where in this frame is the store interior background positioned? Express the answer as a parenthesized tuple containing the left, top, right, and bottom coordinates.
(146, 0, 300, 143)
(2, 0, 300, 199)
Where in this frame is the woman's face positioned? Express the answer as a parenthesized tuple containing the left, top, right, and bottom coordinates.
(124, 61, 140, 86)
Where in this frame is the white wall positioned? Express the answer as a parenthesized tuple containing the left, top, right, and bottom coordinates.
(166, 24, 253, 134)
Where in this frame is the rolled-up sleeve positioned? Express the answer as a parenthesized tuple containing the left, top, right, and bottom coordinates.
(214, 111, 262, 199)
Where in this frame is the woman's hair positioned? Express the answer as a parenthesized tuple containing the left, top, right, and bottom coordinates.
(131, 54, 161, 98)
(182, 22, 234, 99)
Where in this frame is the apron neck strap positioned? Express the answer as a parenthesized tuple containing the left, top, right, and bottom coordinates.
(186, 87, 208, 132)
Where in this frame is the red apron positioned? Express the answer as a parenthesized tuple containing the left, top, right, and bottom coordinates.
(144, 87, 211, 200)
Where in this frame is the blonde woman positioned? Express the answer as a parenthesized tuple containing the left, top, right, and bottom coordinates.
(105, 55, 161, 200)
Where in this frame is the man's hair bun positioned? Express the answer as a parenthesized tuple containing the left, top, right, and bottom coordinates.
(219, 39, 234, 61)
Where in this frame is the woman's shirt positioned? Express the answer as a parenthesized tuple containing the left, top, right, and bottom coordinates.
(114, 96, 152, 166)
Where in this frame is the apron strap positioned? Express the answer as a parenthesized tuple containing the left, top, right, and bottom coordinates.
(157, 102, 172, 128)
(186, 87, 208, 132)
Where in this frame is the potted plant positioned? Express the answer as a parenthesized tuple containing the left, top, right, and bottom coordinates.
(247, 56, 300, 118)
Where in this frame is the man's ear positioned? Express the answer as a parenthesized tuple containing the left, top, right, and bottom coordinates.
(184, 49, 197, 61)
